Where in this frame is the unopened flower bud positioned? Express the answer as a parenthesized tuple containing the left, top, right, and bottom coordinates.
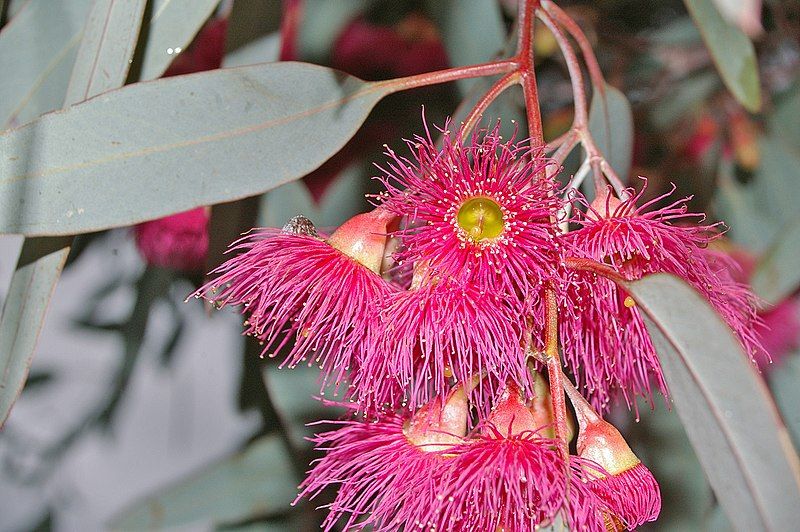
(564, 377, 661, 528)
(327, 207, 396, 274)
(404, 386, 468, 451)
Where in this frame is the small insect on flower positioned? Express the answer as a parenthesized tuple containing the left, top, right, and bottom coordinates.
(135, 207, 209, 272)
(560, 183, 764, 411)
(377, 122, 563, 298)
(192, 208, 397, 395)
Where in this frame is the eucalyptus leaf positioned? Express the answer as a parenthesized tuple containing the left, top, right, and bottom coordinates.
(434, 0, 506, 93)
(770, 84, 800, 154)
(109, 435, 298, 530)
(626, 273, 800, 530)
(683, 0, 761, 112)
(769, 350, 800, 449)
(64, 0, 148, 106)
(299, 0, 366, 61)
(0, 0, 147, 428)
(751, 215, 800, 305)
(714, 158, 776, 253)
(134, 0, 221, 82)
(0, 238, 69, 426)
(0, 62, 393, 236)
(223, 32, 281, 68)
(0, 0, 92, 127)
(588, 82, 634, 181)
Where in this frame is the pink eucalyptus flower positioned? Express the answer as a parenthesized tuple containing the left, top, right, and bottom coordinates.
(298, 388, 468, 531)
(134, 207, 209, 272)
(357, 270, 528, 413)
(377, 124, 563, 297)
(194, 209, 396, 395)
(561, 183, 764, 410)
(434, 385, 612, 531)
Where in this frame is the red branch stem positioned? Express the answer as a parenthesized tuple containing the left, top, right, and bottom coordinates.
(544, 286, 570, 459)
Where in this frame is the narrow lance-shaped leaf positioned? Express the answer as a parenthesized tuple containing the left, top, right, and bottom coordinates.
(0, 62, 395, 236)
(626, 273, 800, 530)
(109, 435, 298, 529)
(0, 0, 147, 427)
(134, 0, 222, 81)
(683, 0, 762, 112)
(0, 0, 220, 129)
(751, 214, 800, 306)
(0, 0, 93, 128)
(588, 82, 634, 182)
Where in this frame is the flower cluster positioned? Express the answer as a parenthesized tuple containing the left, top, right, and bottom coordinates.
(195, 123, 762, 530)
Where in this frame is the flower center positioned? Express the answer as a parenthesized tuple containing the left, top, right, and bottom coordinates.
(456, 197, 504, 241)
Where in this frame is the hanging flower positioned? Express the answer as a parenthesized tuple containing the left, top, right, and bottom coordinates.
(356, 264, 528, 412)
(434, 385, 612, 531)
(377, 124, 563, 297)
(561, 183, 764, 410)
(299, 383, 621, 532)
(565, 376, 662, 529)
(194, 208, 396, 394)
(298, 387, 468, 531)
(134, 207, 210, 272)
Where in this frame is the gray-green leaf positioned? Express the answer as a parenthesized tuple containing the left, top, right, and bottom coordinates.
(109, 435, 298, 530)
(0, 62, 393, 236)
(588, 82, 634, 181)
(751, 215, 800, 306)
(683, 0, 761, 112)
(0, 0, 93, 127)
(627, 273, 800, 530)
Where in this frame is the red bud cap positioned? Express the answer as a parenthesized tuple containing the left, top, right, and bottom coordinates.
(565, 381, 640, 475)
(587, 187, 629, 221)
(484, 383, 539, 438)
(327, 207, 396, 274)
(404, 386, 468, 452)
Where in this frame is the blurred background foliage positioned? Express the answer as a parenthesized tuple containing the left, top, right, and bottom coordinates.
(0, 0, 798, 530)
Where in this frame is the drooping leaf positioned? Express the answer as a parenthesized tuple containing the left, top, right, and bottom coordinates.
(0, 63, 394, 237)
(65, 0, 148, 104)
(714, 158, 776, 253)
(0, 0, 92, 127)
(683, 0, 761, 112)
(769, 350, 800, 449)
(751, 215, 800, 306)
(770, 84, 800, 154)
(109, 435, 298, 529)
(434, 0, 506, 93)
(298, 0, 366, 61)
(0, 0, 147, 427)
(588, 82, 634, 181)
(0, 0, 220, 129)
(0, 238, 70, 426)
(129, 0, 221, 82)
(626, 273, 800, 530)
(223, 32, 281, 68)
